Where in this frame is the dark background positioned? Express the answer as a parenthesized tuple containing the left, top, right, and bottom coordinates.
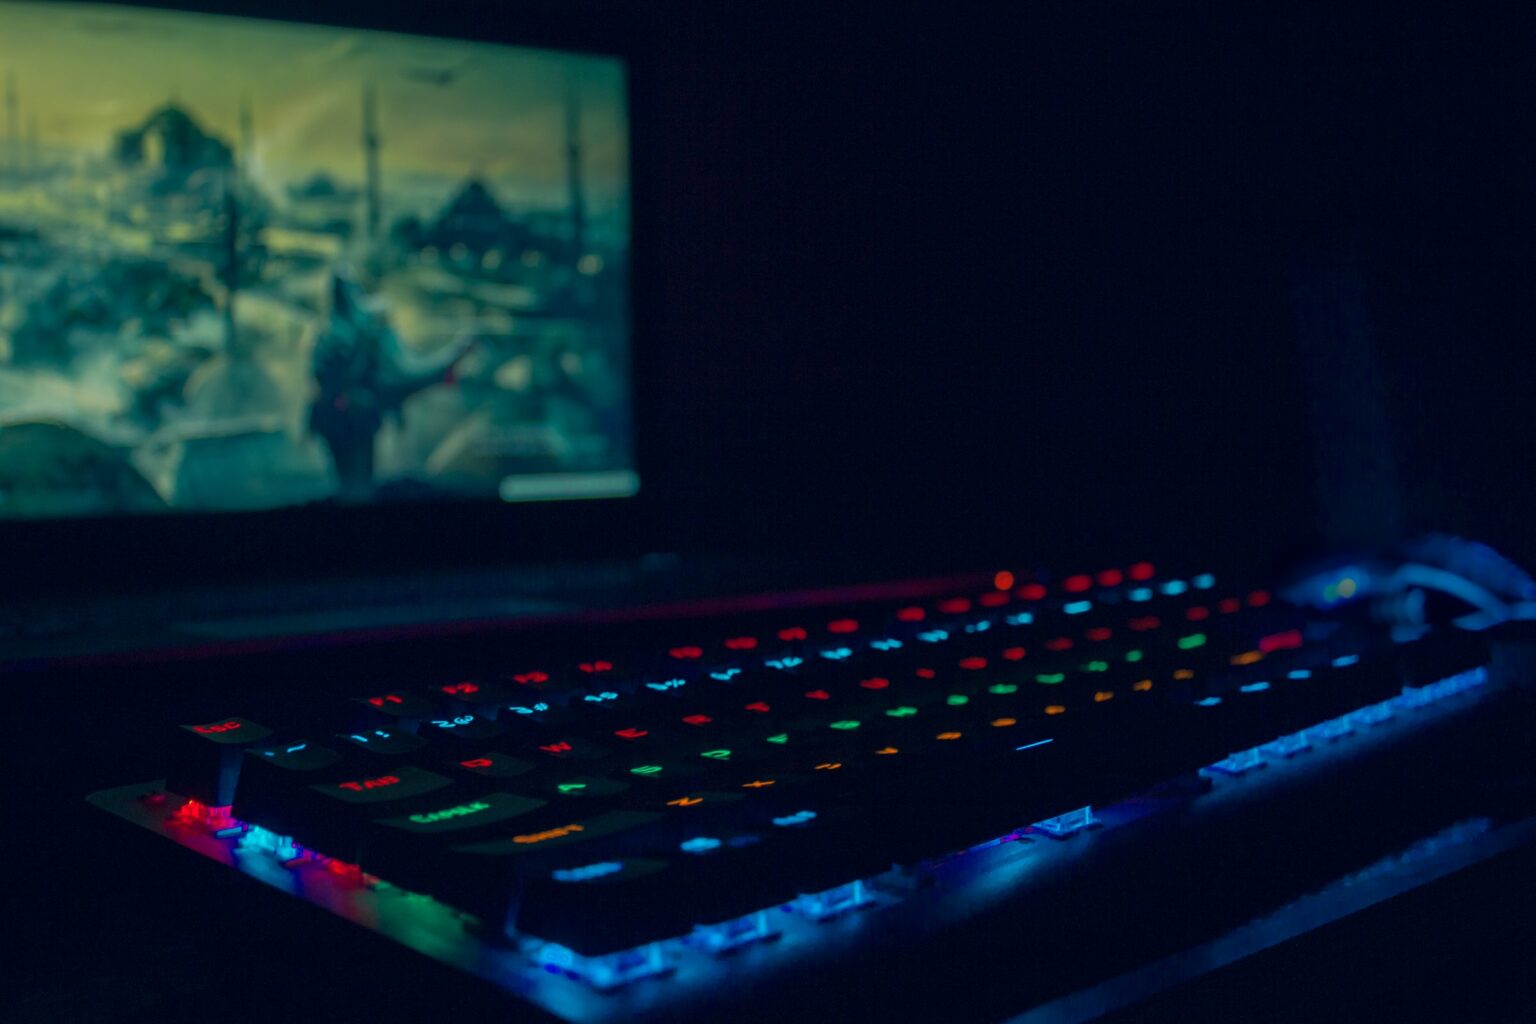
(631, 0, 1532, 571)
(6, 0, 1533, 598)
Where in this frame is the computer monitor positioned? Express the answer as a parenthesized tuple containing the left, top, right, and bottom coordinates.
(0, 0, 635, 521)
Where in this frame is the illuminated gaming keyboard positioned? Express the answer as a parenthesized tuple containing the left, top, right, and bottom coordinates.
(90, 562, 1505, 1022)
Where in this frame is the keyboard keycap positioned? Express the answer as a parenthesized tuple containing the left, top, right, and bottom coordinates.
(166, 717, 273, 806)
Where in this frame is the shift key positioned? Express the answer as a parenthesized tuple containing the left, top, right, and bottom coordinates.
(426, 810, 663, 923)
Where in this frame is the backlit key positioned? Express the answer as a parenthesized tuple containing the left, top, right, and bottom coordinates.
(166, 716, 274, 806)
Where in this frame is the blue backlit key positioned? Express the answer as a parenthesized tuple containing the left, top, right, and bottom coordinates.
(337, 727, 429, 759)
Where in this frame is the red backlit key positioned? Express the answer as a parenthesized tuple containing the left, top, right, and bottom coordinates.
(451, 752, 536, 779)
(510, 670, 553, 690)
(353, 692, 436, 721)
(522, 733, 610, 762)
(317, 766, 453, 805)
(439, 680, 511, 706)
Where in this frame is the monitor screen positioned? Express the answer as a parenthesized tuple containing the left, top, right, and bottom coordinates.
(0, 1, 635, 519)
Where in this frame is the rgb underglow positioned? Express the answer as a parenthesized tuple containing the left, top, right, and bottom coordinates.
(1032, 806, 1098, 837)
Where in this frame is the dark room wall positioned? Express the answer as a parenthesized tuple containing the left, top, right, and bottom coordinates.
(629, 1, 1533, 572)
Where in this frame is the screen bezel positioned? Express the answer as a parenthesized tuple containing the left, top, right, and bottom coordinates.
(0, 0, 662, 600)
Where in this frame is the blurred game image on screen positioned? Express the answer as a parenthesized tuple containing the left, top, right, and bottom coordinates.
(0, 1, 634, 518)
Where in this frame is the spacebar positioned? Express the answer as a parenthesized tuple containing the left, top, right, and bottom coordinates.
(846, 716, 1211, 865)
